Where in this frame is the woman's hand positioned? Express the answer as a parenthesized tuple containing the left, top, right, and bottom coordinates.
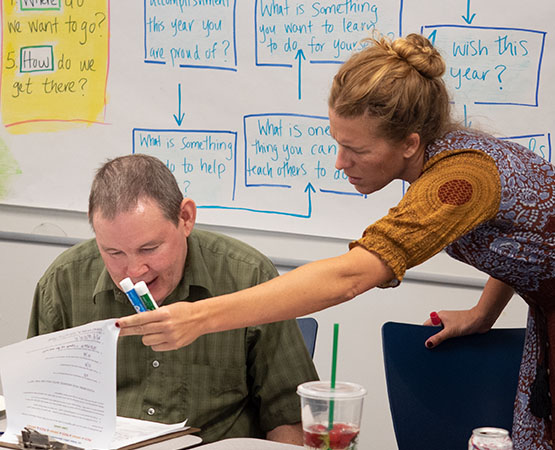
(117, 302, 203, 351)
(423, 277, 514, 349)
(423, 307, 494, 349)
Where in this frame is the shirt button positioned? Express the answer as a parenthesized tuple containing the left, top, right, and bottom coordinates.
(152, 360, 160, 368)
(147, 408, 155, 416)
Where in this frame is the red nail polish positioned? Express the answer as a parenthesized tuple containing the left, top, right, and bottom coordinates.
(426, 341, 434, 349)
(115, 322, 120, 328)
(430, 312, 442, 326)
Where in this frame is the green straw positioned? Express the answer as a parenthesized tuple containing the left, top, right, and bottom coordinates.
(328, 323, 339, 431)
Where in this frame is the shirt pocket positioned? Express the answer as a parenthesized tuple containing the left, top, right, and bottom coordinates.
(178, 363, 249, 428)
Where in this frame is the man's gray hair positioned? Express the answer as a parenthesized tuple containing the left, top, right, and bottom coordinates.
(88, 154, 183, 227)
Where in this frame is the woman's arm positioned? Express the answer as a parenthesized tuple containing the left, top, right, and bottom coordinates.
(117, 246, 393, 351)
(423, 276, 514, 348)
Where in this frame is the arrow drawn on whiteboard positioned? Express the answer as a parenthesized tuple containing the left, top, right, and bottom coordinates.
(463, 104, 472, 128)
(461, 0, 476, 24)
(173, 83, 185, 126)
(427, 30, 437, 45)
(295, 49, 306, 100)
(198, 182, 316, 218)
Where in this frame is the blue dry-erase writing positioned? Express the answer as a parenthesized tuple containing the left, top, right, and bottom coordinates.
(120, 277, 147, 313)
(134, 280, 158, 311)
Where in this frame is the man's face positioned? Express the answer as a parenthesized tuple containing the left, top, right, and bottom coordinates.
(93, 198, 188, 305)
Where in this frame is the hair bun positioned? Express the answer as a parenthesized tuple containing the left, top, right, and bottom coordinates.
(392, 33, 445, 79)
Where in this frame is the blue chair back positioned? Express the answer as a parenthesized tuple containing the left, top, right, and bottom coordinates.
(382, 321, 525, 450)
(297, 317, 318, 357)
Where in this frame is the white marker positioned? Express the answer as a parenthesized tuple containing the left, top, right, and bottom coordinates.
(119, 277, 147, 313)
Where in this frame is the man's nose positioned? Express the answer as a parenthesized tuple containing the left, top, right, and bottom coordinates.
(127, 257, 148, 279)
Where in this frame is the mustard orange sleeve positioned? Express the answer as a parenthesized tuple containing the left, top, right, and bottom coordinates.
(350, 149, 501, 285)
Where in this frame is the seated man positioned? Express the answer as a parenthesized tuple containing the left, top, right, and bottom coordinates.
(28, 154, 319, 445)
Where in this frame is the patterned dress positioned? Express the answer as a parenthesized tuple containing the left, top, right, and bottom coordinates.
(351, 129, 555, 449)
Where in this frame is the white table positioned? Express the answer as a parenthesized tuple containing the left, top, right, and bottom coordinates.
(194, 438, 302, 449)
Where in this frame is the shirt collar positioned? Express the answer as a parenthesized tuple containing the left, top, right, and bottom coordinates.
(93, 260, 128, 305)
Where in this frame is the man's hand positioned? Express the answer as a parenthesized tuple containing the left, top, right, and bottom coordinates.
(266, 423, 304, 445)
(117, 302, 202, 351)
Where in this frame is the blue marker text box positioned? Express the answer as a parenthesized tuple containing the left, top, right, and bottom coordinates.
(422, 25, 546, 106)
(132, 128, 237, 203)
(244, 113, 355, 194)
(144, 0, 236, 69)
(255, 0, 399, 66)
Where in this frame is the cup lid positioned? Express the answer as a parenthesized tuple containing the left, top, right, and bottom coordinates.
(297, 381, 367, 399)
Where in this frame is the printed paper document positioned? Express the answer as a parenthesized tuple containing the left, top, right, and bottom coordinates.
(0, 319, 192, 449)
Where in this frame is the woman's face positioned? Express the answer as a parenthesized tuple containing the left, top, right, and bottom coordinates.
(329, 108, 419, 195)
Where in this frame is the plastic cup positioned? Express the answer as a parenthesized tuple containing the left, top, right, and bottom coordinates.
(297, 381, 366, 450)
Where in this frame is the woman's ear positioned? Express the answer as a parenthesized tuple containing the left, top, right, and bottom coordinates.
(179, 198, 197, 236)
(402, 132, 422, 159)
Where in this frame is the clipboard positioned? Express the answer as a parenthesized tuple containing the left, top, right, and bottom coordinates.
(118, 427, 201, 450)
(0, 427, 201, 450)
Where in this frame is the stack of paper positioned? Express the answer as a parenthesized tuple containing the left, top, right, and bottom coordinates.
(0, 319, 200, 449)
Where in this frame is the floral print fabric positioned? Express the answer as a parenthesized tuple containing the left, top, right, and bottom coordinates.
(352, 129, 555, 449)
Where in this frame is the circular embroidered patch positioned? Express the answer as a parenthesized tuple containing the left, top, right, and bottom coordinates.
(438, 179, 473, 205)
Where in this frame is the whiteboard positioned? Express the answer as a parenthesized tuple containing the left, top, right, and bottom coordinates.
(0, 0, 553, 240)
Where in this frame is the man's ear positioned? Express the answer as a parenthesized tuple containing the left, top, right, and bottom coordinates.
(402, 132, 422, 159)
(179, 198, 197, 236)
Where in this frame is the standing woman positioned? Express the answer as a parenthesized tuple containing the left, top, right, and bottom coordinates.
(118, 34, 555, 449)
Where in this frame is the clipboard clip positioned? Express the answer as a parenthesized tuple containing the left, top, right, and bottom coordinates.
(19, 428, 83, 450)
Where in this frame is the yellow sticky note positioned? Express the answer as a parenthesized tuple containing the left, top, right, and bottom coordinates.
(1, 0, 109, 133)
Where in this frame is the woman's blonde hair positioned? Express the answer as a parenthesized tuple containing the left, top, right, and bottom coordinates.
(329, 33, 455, 145)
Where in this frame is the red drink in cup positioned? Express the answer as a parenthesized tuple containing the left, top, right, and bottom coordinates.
(303, 423, 360, 449)
(297, 381, 366, 450)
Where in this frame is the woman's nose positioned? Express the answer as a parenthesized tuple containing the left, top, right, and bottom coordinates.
(335, 147, 351, 170)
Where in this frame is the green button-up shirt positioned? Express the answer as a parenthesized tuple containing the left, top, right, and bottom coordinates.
(28, 229, 319, 443)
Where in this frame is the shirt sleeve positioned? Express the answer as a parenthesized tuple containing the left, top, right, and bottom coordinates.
(244, 263, 319, 432)
(350, 149, 501, 285)
(28, 274, 65, 337)
(246, 319, 319, 432)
